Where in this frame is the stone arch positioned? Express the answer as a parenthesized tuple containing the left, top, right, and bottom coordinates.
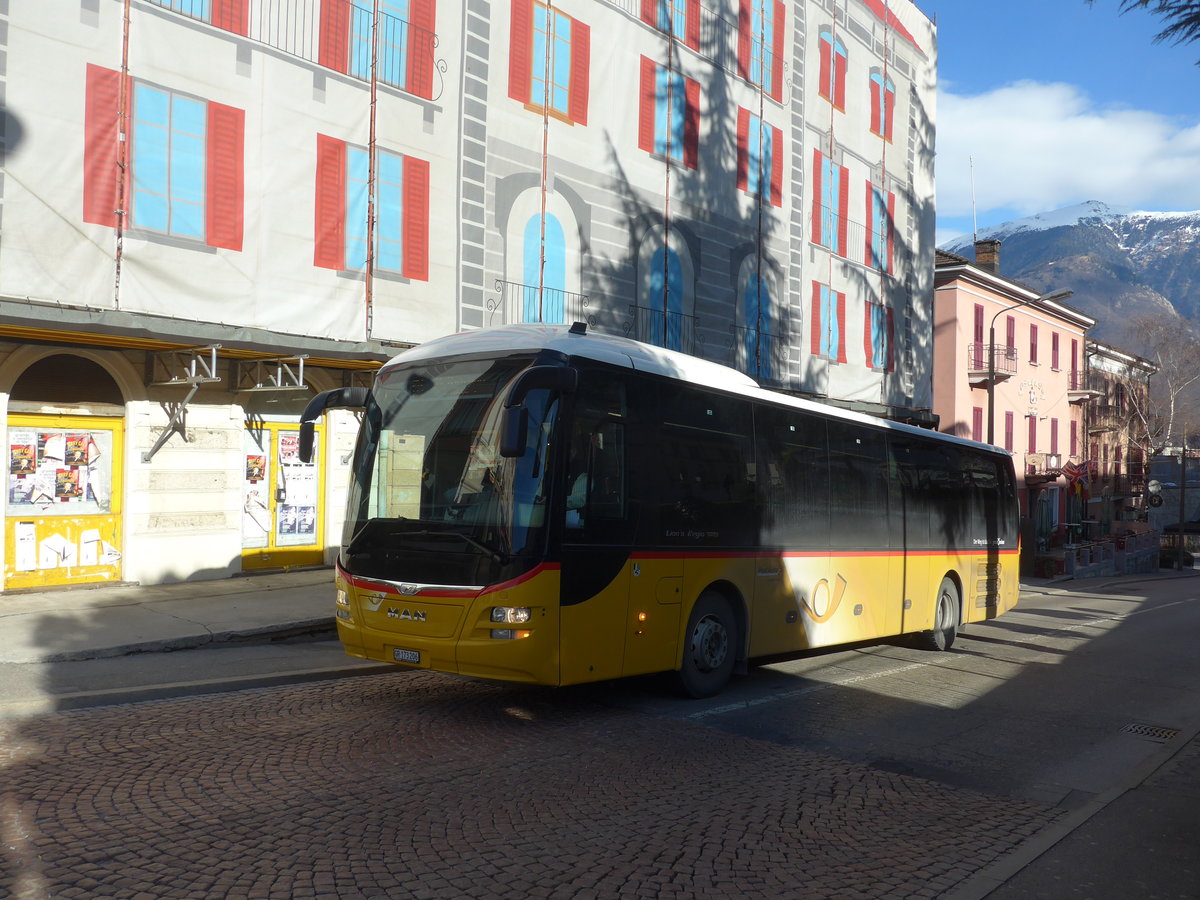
(0, 347, 144, 406)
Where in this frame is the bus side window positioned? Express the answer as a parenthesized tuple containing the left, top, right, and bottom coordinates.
(827, 421, 889, 549)
(754, 407, 829, 548)
(658, 386, 756, 547)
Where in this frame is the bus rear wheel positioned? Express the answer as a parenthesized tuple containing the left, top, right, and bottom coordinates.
(676, 591, 737, 698)
(917, 577, 959, 652)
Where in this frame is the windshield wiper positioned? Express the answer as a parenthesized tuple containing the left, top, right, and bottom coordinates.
(398, 528, 510, 565)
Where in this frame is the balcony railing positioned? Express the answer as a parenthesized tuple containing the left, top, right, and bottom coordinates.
(488, 281, 591, 327)
(967, 343, 1017, 377)
(145, 0, 442, 100)
(628, 306, 697, 355)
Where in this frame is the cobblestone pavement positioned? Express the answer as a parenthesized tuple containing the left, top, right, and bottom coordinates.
(0, 671, 1061, 900)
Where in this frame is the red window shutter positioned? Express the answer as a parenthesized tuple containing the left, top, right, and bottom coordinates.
(810, 149, 823, 242)
(769, 125, 783, 206)
(863, 303, 875, 368)
(886, 191, 896, 272)
(836, 291, 847, 363)
(836, 165, 849, 256)
(870, 81, 881, 134)
(641, 0, 657, 25)
(770, 1, 785, 100)
(972, 408, 983, 443)
(737, 0, 751, 80)
(569, 19, 590, 125)
(834, 52, 847, 109)
(818, 37, 831, 101)
(686, 0, 701, 50)
(864, 181, 873, 265)
(736, 108, 749, 191)
(684, 77, 700, 169)
(205, 102, 245, 252)
(810, 281, 823, 355)
(884, 85, 895, 140)
(314, 134, 346, 270)
(973, 304, 984, 343)
(407, 0, 436, 100)
(638, 56, 656, 153)
(509, 0, 533, 104)
(211, 0, 249, 36)
(1028, 417, 1037, 454)
(319, 0, 350, 73)
(402, 155, 430, 281)
(83, 64, 123, 228)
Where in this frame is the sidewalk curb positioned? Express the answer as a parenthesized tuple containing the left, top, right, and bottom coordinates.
(0, 617, 337, 665)
(944, 713, 1200, 900)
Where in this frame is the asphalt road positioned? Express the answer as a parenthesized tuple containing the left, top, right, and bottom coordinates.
(3, 575, 1199, 899)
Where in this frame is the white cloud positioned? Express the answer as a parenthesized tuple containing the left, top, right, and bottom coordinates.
(936, 80, 1200, 220)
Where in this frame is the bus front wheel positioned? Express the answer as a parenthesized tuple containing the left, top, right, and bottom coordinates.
(917, 577, 959, 652)
(676, 591, 737, 698)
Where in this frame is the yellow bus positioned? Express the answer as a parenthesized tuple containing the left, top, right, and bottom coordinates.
(301, 323, 1019, 697)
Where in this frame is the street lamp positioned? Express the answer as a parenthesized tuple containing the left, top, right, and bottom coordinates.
(986, 288, 1074, 446)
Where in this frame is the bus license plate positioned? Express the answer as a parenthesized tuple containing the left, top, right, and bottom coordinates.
(392, 648, 420, 664)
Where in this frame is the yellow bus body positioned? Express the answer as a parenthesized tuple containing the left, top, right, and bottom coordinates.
(335, 545, 1019, 686)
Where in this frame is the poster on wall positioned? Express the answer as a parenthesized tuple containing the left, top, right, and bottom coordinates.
(10, 433, 34, 474)
(6, 428, 112, 515)
(241, 433, 272, 549)
(275, 430, 318, 547)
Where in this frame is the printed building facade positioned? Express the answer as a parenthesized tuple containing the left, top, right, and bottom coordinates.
(0, 0, 936, 589)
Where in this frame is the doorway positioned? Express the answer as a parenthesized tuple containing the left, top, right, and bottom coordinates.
(241, 420, 325, 569)
(4, 413, 125, 589)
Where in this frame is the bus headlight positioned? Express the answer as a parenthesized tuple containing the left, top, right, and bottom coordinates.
(336, 589, 349, 607)
(491, 606, 531, 624)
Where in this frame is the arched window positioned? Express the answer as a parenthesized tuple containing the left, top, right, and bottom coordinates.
(647, 246, 684, 350)
(741, 273, 772, 380)
(818, 30, 847, 109)
(522, 213, 566, 323)
(11, 355, 124, 405)
(870, 69, 895, 140)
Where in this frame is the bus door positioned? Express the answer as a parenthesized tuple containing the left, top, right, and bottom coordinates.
(891, 436, 935, 634)
(753, 407, 831, 656)
(558, 369, 675, 683)
(242, 421, 325, 570)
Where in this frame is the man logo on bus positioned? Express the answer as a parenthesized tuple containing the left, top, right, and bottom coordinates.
(387, 607, 428, 622)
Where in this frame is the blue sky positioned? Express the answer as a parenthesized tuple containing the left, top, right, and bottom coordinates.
(911, 0, 1200, 244)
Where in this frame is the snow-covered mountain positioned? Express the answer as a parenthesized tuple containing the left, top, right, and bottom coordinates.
(941, 201, 1200, 347)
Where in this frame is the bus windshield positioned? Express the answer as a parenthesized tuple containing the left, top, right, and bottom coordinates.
(341, 354, 559, 584)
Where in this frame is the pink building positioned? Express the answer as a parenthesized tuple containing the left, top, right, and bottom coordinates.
(933, 243, 1095, 561)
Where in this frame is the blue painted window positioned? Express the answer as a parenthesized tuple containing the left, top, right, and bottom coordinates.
(868, 301, 890, 369)
(344, 147, 405, 272)
(657, 0, 687, 40)
(533, 3, 572, 117)
(655, 67, 687, 163)
(743, 274, 772, 379)
(522, 214, 566, 323)
(376, 151, 405, 271)
(819, 155, 839, 250)
(150, 0, 211, 18)
(870, 187, 888, 270)
(648, 246, 683, 350)
(818, 284, 839, 359)
(345, 147, 370, 270)
(351, 0, 411, 87)
(749, 0, 775, 91)
(747, 113, 773, 200)
(132, 84, 206, 239)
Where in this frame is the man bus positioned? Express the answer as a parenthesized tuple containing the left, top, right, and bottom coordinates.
(300, 322, 1019, 697)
